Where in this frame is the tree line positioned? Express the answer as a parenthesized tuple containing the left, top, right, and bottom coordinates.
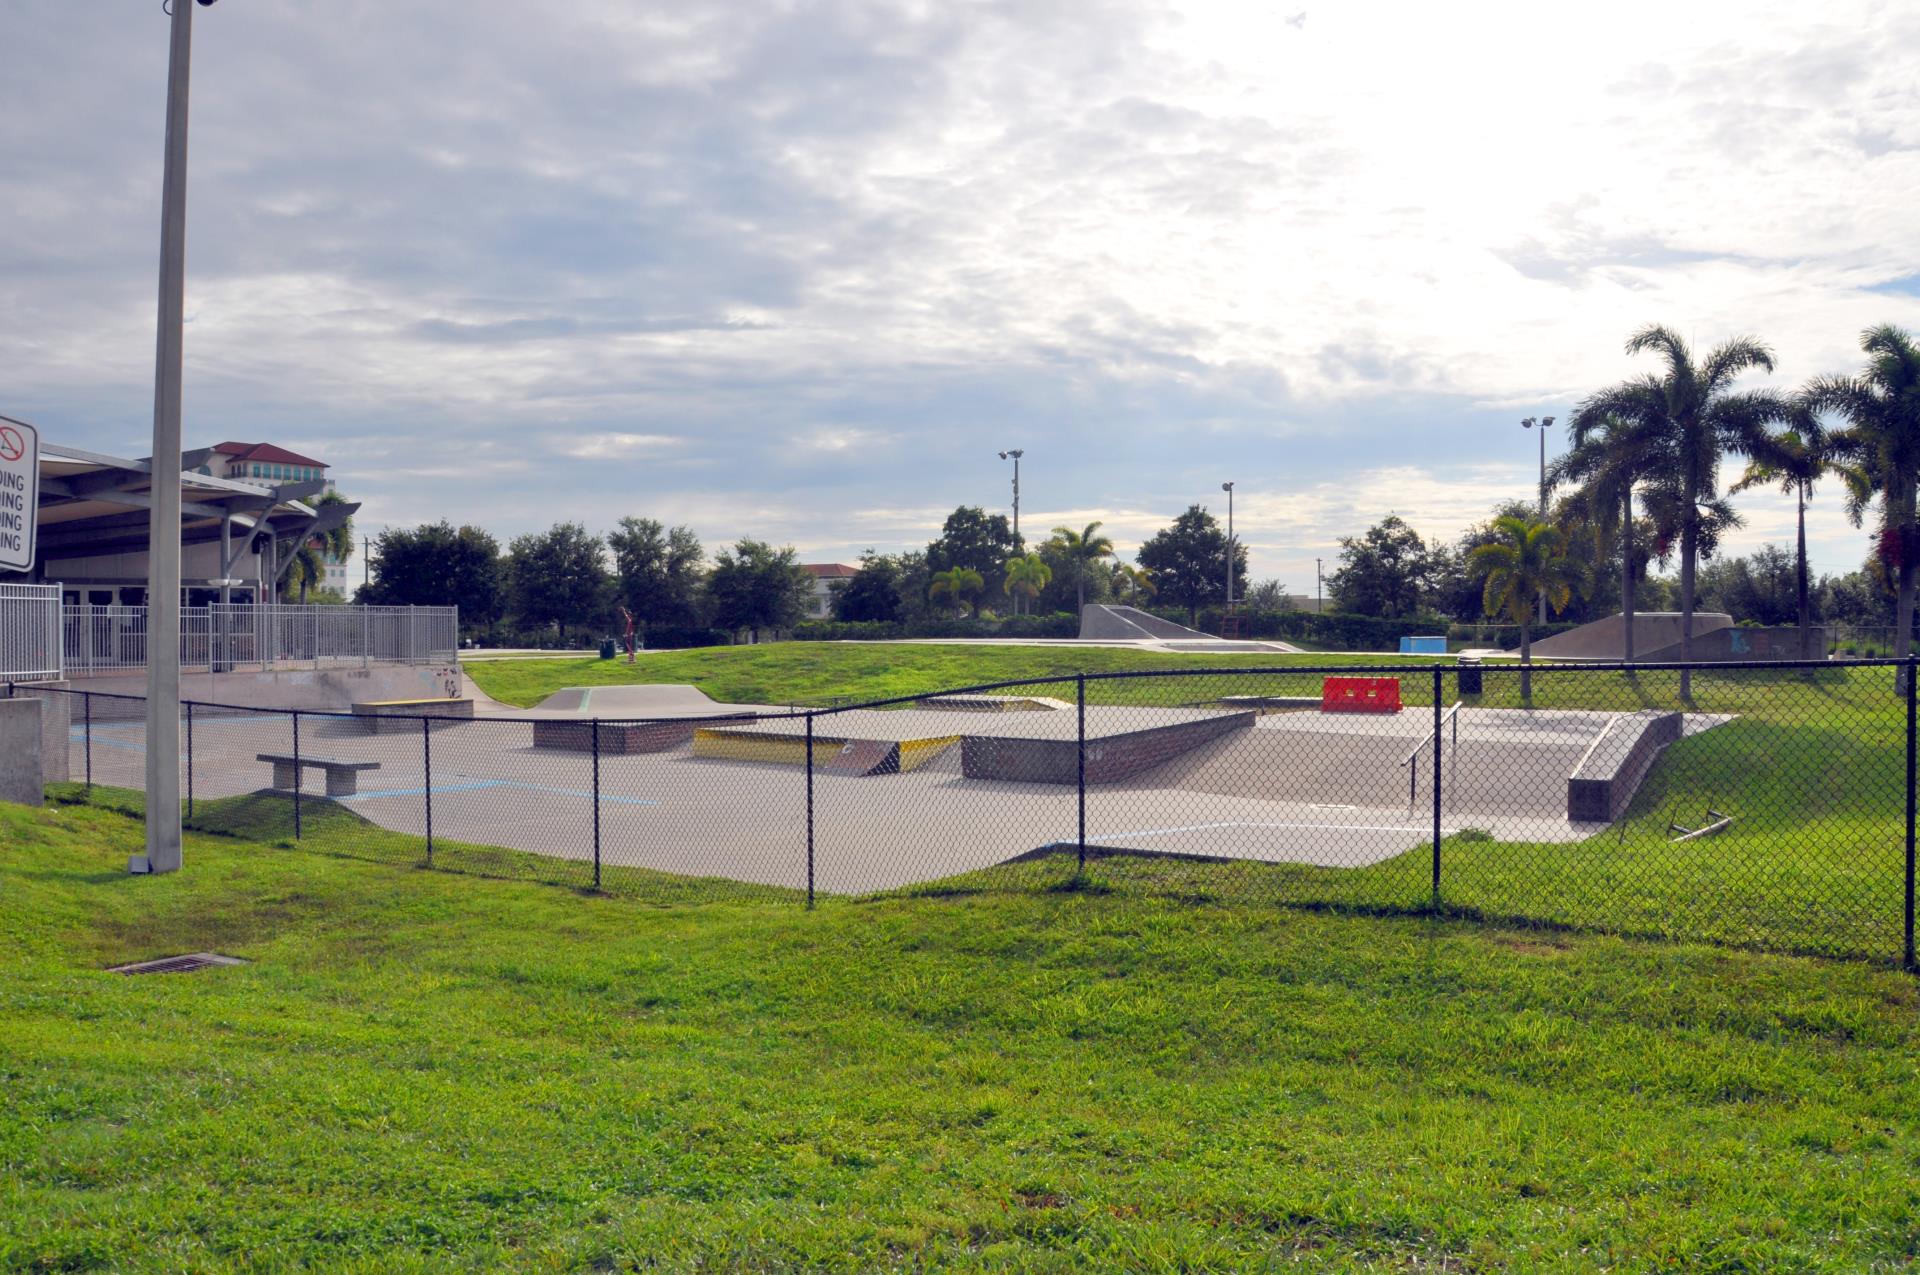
(356, 518, 815, 645)
(1322, 323, 1920, 696)
(828, 503, 1254, 628)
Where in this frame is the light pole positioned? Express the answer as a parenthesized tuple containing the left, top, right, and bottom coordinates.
(1521, 415, 1555, 627)
(1220, 482, 1235, 614)
(1316, 557, 1323, 613)
(138, 0, 215, 875)
(998, 449, 1023, 545)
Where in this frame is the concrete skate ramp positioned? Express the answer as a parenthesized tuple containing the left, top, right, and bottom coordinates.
(1529, 612, 1733, 661)
(1636, 625, 1827, 663)
(1139, 708, 1613, 819)
(532, 683, 778, 717)
(1079, 604, 1217, 642)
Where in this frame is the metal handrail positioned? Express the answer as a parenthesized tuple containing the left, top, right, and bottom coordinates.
(1404, 701, 1462, 809)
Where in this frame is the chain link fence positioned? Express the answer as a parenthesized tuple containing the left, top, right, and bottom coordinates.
(12, 659, 1918, 967)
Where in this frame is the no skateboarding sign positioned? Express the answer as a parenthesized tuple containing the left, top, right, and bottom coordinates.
(0, 417, 38, 573)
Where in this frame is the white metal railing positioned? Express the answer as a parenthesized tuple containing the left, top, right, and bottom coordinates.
(53, 602, 457, 676)
(1403, 701, 1462, 811)
(0, 582, 63, 680)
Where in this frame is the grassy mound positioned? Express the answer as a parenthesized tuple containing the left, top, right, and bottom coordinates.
(5, 796, 1920, 1269)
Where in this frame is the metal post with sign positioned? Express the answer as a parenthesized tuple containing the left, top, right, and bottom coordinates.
(0, 416, 38, 574)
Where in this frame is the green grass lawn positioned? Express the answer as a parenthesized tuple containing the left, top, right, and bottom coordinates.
(7, 797, 1920, 1271)
(462, 643, 1438, 709)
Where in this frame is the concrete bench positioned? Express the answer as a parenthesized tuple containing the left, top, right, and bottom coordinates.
(349, 697, 474, 735)
(257, 752, 381, 797)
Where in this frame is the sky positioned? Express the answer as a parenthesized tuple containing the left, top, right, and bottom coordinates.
(5, 0, 1920, 592)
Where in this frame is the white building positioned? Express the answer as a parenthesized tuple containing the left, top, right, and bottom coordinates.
(801, 563, 859, 619)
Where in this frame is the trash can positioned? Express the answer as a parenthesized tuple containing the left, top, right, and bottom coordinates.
(598, 638, 616, 660)
(1457, 655, 1482, 696)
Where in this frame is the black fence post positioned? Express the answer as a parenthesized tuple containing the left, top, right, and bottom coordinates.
(591, 717, 602, 892)
(292, 709, 302, 839)
(1431, 664, 1443, 908)
(84, 692, 92, 796)
(423, 714, 434, 867)
(1905, 658, 1915, 971)
(185, 700, 194, 822)
(805, 712, 815, 909)
(1076, 673, 1087, 872)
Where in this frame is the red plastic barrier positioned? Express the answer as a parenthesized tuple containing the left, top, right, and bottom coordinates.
(1321, 676, 1402, 714)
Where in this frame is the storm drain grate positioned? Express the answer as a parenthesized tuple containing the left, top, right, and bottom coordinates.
(108, 952, 249, 976)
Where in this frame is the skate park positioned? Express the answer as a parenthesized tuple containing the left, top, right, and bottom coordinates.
(61, 671, 1730, 895)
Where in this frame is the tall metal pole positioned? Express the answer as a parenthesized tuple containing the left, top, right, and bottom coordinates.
(1315, 557, 1322, 613)
(1221, 482, 1235, 613)
(999, 449, 1024, 545)
(1522, 416, 1554, 627)
(141, 0, 198, 875)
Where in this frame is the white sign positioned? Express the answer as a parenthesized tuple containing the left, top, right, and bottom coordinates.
(0, 418, 39, 573)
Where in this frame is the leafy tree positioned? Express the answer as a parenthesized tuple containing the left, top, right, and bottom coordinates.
(928, 566, 984, 617)
(1003, 554, 1052, 615)
(892, 551, 934, 625)
(1696, 545, 1797, 625)
(1045, 522, 1114, 613)
(606, 518, 704, 630)
(1469, 516, 1582, 700)
(506, 522, 608, 643)
(1573, 325, 1786, 695)
(1241, 578, 1289, 612)
(361, 520, 504, 634)
(1112, 562, 1157, 607)
(705, 539, 809, 642)
(1136, 505, 1245, 625)
(1809, 324, 1920, 679)
(1327, 515, 1438, 619)
(927, 507, 1020, 602)
(1728, 413, 1844, 658)
(835, 551, 907, 623)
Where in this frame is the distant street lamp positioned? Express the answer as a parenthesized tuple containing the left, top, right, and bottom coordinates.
(1316, 557, 1323, 613)
(138, 0, 219, 875)
(1521, 415, 1555, 625)
(998, 449, 1023, 544)
(1221, 482, 1235, 613)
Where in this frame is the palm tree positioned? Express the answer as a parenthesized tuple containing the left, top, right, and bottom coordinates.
(1469, 515, 1582, 701)
(1047, 521, 1115, 614)
(1572, 325, 1787, 697)
(281, 491, 355, 603)
(929, 566, 984, 618)
(1550, 414, 1665, 664)
(1808, 325, 1920, 683)
(1114, 562, 1156, 607)
(1729, 409, 1844, 660)
(1002, 554, 1052, 616)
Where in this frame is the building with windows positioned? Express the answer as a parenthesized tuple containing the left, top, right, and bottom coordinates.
(800, 563, 859, 619)
(6, 425, 355, 607)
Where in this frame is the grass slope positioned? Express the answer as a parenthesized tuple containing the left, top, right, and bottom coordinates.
(8, 801, 1920, 1269)
(463, 644, 1430, 709)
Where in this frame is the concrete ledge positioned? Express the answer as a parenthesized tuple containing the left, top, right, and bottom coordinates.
(1567, 710, 1683, 822)
(0, 698, 44, 806)
(962, 710, 1255, 785)
(539, 714, 755, 754)
(917, 694, 1072, 712)
(350, 697, 474, 734)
